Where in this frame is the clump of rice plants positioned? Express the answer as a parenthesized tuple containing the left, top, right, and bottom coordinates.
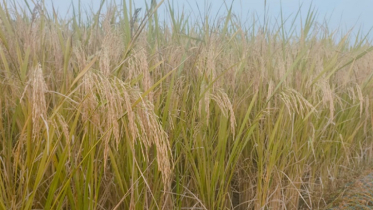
(0, 0, 373, 209)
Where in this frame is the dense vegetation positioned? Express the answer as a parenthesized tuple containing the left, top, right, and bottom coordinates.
(0, 0, 373, 209)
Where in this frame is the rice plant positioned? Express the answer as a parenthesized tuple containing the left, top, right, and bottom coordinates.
(0, 0, 373, 209)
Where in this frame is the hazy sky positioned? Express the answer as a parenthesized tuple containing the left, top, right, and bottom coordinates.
(10, 0, 373, 40)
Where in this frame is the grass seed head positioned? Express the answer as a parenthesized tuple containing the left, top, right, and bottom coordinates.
(30, 63, 48, 139)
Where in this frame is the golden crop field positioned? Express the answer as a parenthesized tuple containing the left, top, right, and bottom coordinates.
(0, 0, 373, 209)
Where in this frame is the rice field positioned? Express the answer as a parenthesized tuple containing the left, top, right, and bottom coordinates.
(0, 0, 373, 209)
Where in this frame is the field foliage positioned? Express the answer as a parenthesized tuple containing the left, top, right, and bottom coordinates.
(0, 0, 373, 209)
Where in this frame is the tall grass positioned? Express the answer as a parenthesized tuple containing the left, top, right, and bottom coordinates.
(0, 0, 373, 209)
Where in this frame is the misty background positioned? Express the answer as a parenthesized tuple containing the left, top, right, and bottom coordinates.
(9, 0, 373, 42)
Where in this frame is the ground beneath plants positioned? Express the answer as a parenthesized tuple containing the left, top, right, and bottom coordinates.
(327, 169, 373, 209)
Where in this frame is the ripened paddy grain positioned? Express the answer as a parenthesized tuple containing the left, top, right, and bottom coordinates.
(0, 1, 373, 209)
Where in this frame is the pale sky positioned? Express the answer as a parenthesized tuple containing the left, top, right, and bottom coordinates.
(9, 0, 373, 41)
